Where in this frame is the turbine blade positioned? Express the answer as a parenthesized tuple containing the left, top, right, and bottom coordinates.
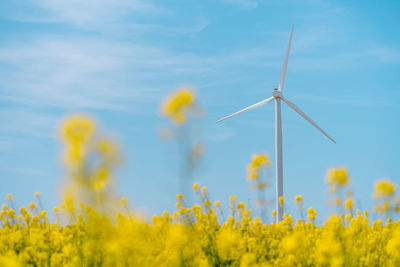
(281, 96, 336, 143)
(217, 96, 275, 123)
(278, 25, 294, 91)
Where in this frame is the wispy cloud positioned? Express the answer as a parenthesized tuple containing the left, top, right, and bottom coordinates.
(221, 0, 258, 8)
(5, 0, 165, 31)
(367, 46, 400, 64)
(0, 108, 58, 138)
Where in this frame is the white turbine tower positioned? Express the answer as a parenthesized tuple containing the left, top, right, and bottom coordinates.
(217, 25, 336, 222)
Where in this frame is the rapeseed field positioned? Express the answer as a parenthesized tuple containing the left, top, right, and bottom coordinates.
(1, 89, 399, 267)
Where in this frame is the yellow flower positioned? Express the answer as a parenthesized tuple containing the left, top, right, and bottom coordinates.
(326, 168, 349, 189)
(120, 198, 128, 205)
(247, 153, 271, 180)
(20, 207, 27, 216)
(229, 195, 237, 202)
(6, 208, 15, 217)
(162, 88, 195, 125)
(345, 199, 353, 211)
(192, 183, 199, 191)
(214, 200, 221, 207)
(176, 193, 184, 202)
(295, 195, 303, 203)
(39, 210, 47, 218)
(279, 196, 284, 208)
(307, 207, 317, 221)
(96, 139, 119, 162)
(34, 192, 41, 197)
(272, 210, 277, 218)
(28, 202, 36, 210)
(93, 167, 111, 191)
(5, 194, 12, 201)
(374, 179, 396, 198)
(237, 202, 245, 210)
(247, 171, 259, 181)
(61, 115, 95, 144)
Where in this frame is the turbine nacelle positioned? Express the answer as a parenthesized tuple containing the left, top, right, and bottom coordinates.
(272, 88, 282, 98)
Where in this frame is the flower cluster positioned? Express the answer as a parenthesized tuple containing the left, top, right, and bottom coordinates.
(2, 185, 400, 266)
(326, 167, 354, 212)
(160, 88, 204, 198)
(247, 154, 271, 181)
(61, 115, 121, 213)
(246, 154, 272, 220)
(161, 88, 195, 125)
(2, 114, 399, 266)
(374, 179, 400, 215)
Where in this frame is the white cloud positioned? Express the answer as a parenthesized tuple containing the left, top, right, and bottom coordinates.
(13, 0, 166, 31)
(221, 0, 258, 8)
(367, 47, 400, 64)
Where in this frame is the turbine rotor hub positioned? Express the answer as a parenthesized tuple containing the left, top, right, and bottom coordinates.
(273, 88, 282, 98)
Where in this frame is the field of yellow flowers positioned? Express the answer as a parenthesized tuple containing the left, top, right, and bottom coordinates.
(1, 89, 400, 267)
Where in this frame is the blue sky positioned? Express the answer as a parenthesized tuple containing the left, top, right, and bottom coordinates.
(0, 0, 399, 221)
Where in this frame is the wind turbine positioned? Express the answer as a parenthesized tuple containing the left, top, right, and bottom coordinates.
(216, 25, 336, 222)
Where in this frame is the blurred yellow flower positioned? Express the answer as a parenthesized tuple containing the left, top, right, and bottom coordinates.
(279, 196, 285, 208)
(192, 182, 199, 191)
(61, 115, 95, 144)
(237, 202, 245, 210)
(307, 207, 317, 221)
(326, 168, 349, 191)
(214, 200, 221, 207)
(374, 179, 396, 199)
(176, 193, 184, 201)
(28, 202, 36, 210)
(120, 198, 128, 205)
(162, 88, 195, 125)
(345, 199, 353, 211)
(247, 153, 271, 180)
(272, 210, 277, 218)
(295, 195, 303, 203)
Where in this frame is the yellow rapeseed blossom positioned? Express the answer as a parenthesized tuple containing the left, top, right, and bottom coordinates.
(307, 207, 317, 221)
(247, 153, 271, 180)
(120, 198, 128, 205)
(61, 115, 95, 144)
(192, 182, 199, 192)
(374, 179, 397, 216)
(295, 195, 303, 203)
(28, 202, 36, 210)
(2, 114, 400, 266)
(272, 210, 277, 218)
(161, 88, 195, 125)
(326, 167, 349, 192)
(237, 202, 245, 210)
(279, 196, 284, 208)
(345, 199, 354, 211)
(374, 179, 396, 198)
